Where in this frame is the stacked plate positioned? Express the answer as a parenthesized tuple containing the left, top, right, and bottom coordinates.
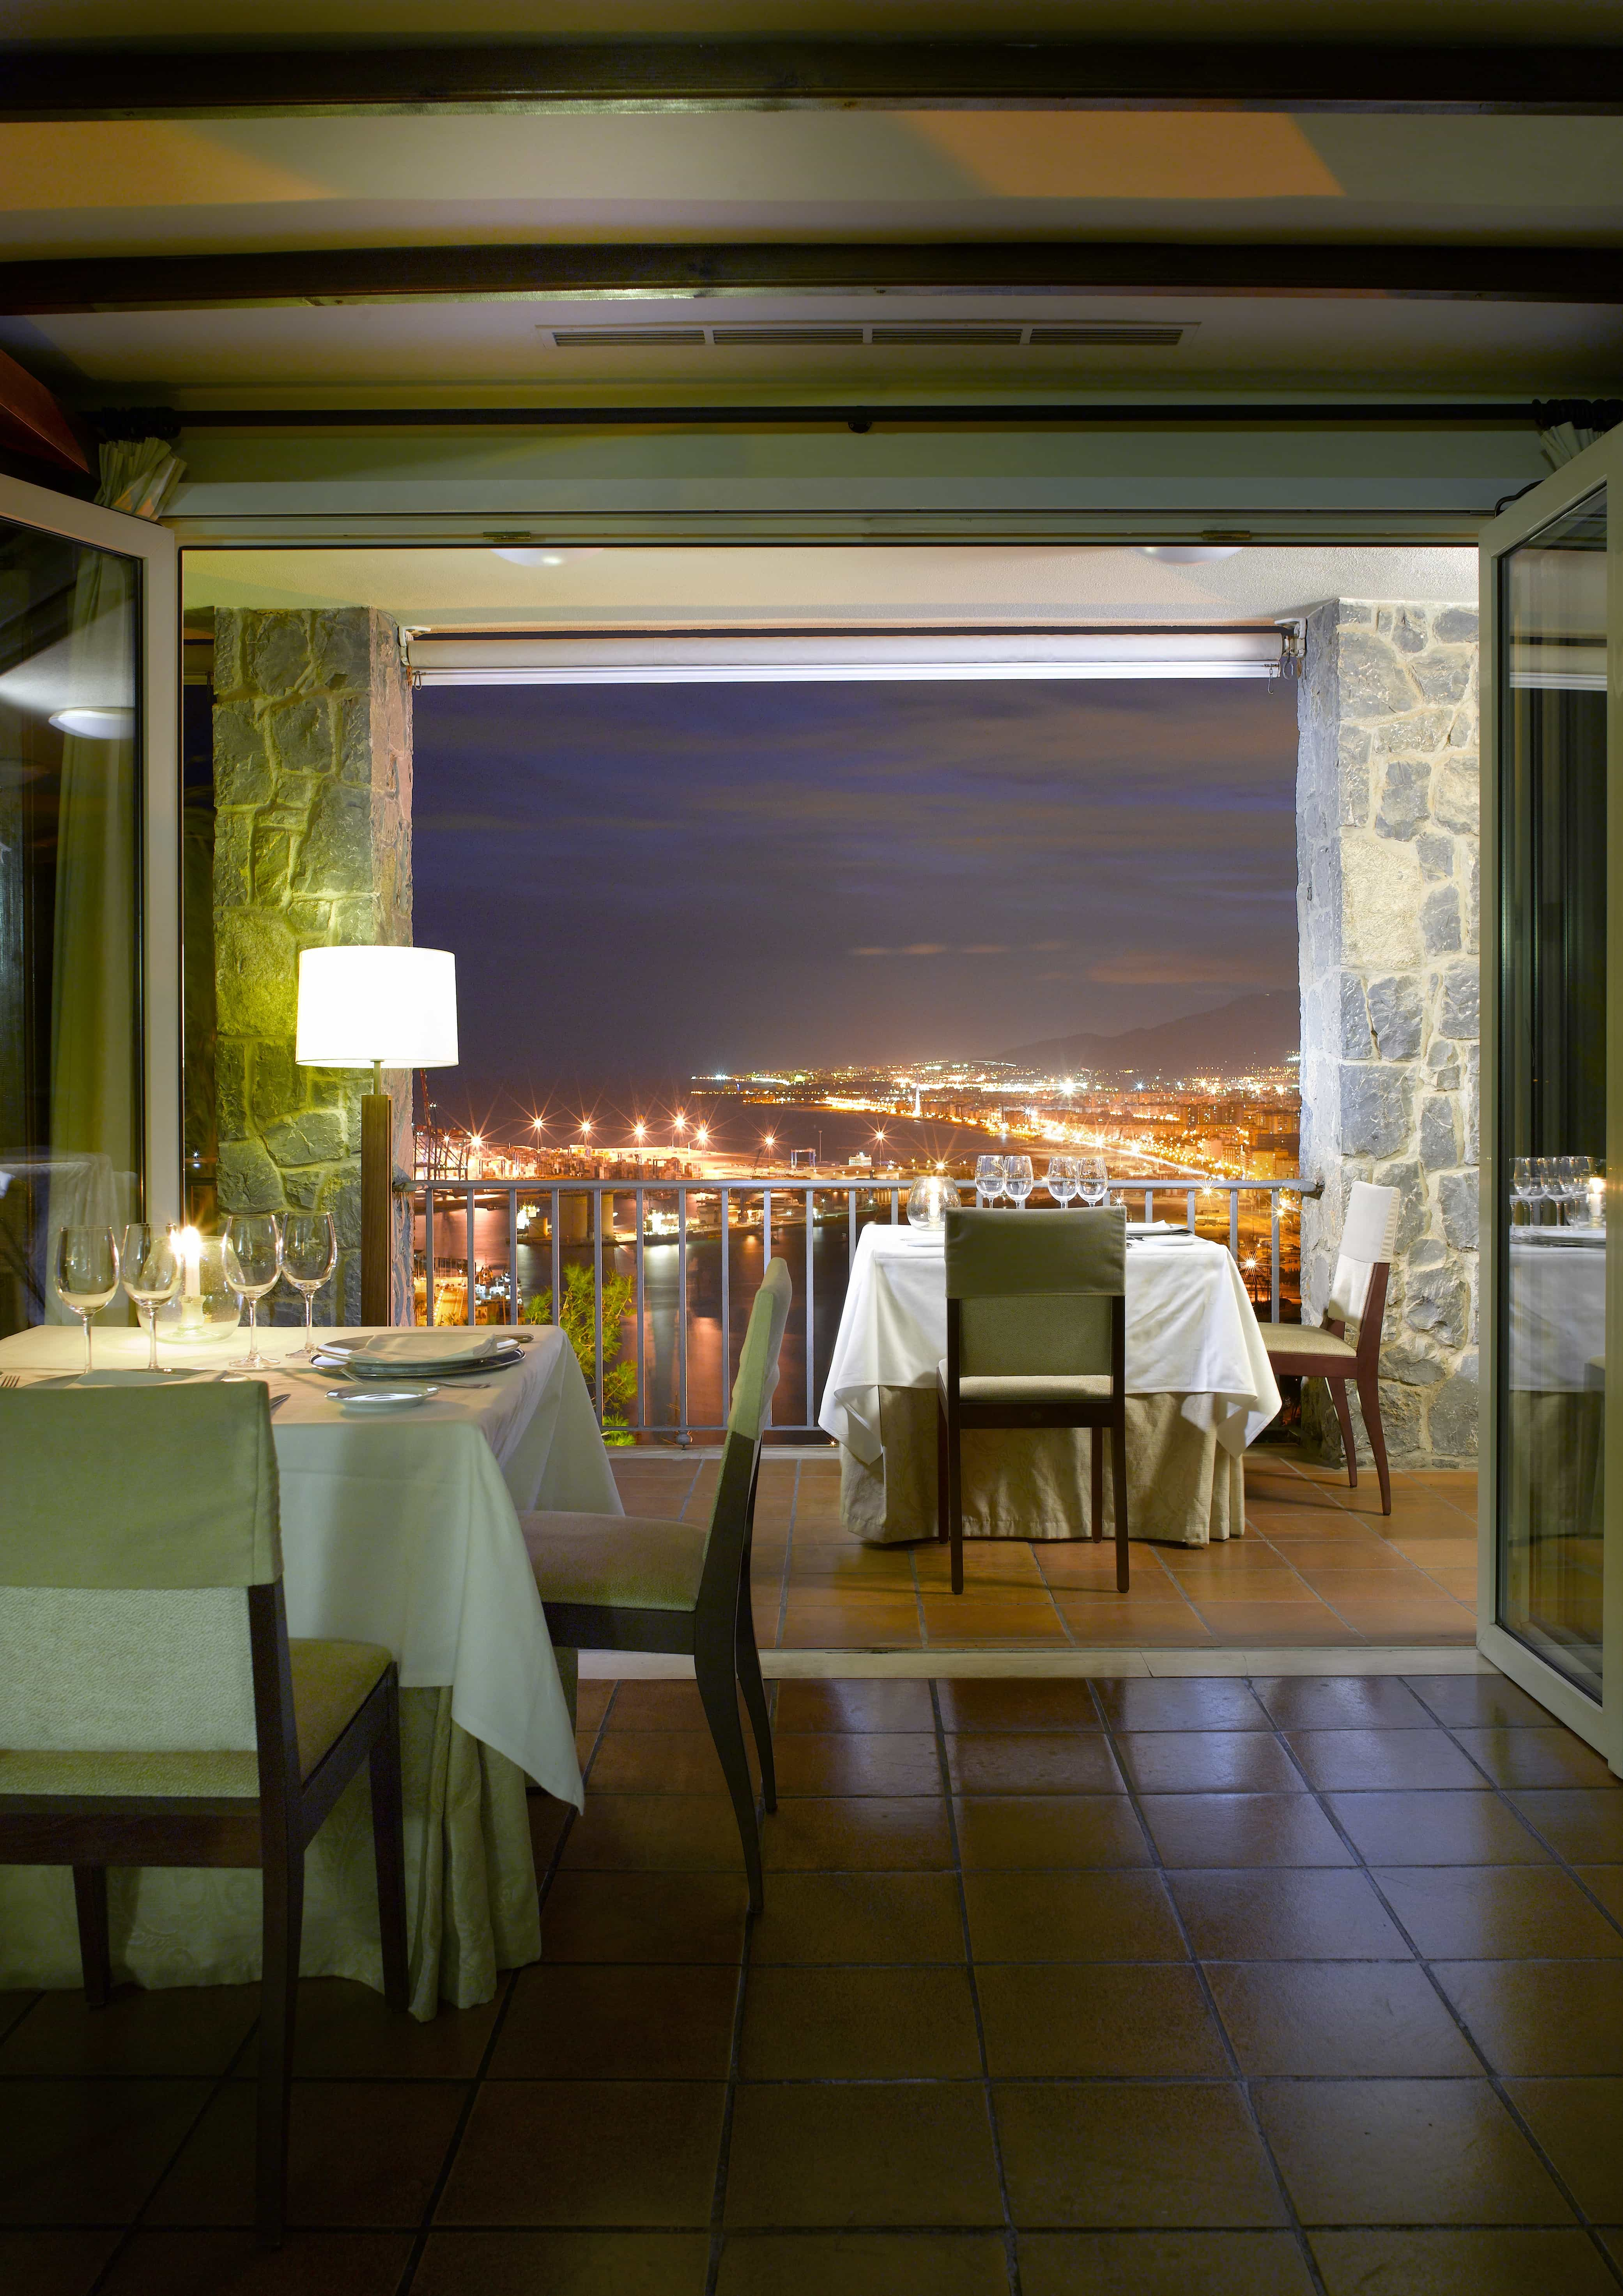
(315, 1329, 527, 1380)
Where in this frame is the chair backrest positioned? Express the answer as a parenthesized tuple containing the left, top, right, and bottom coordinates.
(694, 1261, 792, 1630)
(1325, 1182, 1400, 1326)
(0, 1384, 282, 1758)
(944, 1205, 1126, 1379)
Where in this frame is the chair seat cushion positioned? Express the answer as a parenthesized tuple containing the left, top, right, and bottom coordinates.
(938, 1361, 1112, 1405)
(523, 1512, 708, 1614)
(1261, 1324, 1358, 1367)
(288, 1638, 393, 1780)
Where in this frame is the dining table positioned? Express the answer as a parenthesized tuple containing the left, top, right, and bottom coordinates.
(0, 1317, 621, 2017)
(819, 1220, 1282, 1548)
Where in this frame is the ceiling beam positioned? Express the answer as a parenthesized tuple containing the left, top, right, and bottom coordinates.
(144, 403, 1537, 432)
(3, 40, 1623, 118)
(2, 240, 1618, 314)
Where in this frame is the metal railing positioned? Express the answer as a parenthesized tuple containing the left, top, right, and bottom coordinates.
(413, 1174, 1316, 1441)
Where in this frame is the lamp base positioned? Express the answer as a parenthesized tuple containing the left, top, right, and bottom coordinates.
(361, 1090, 393, 1326)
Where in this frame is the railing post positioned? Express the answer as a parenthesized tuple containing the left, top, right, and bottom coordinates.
(1186, 1188, 1196, 1232)
(506, 1186, 519, 1325)
(763, 1187, 772, 1264)
(424, 1184, 435, 1326)
(720, 1184, 731, 1422)
(676, 1187, 689, 1440)
(1271, 1188, 1282, 1323)
(848, 1188, 857, 1264)
(634, 1184, 646, 1428)
(1229, 1188, 1240, 1263)
(805, 1181, 816, 1428)
(464, 1186, 476, 1325)
(550, 1188, 562, 1330)
(592, 1187, 605, 1424)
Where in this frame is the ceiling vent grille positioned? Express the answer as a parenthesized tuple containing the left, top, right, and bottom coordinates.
(542, 322, 1193, 351)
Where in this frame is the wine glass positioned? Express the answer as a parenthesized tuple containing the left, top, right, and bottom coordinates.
(120, 1223, 181, 1372)
(974, 1154, 1004, 1207)
(1076, 1155, 1110, 1208)
(224, 1213, 283, 1370)
(1046, 1155, 1078, 1208)
(1511, 1156, 1537, 1223)
(53, 1226, 120, 1377)
(1004, 1154, 1034, 1209)
(1558, 1155, 1593, 1228)
(281, 1211, 338, 1358)
(1533, 1157, 1559, 1224)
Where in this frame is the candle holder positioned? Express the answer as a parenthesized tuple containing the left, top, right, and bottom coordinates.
(907, 1174, 962, 1236)
(156, 1230, 243, 1342)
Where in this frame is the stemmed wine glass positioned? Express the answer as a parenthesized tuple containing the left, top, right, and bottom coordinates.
(1558, 1155, 1594, 1227)
(281, 1211, 338, 1358)
(1511, 1156, 1537, 1224)
(1046, 1155, 1078, 1208)
(1533, 1157, 1559, 1224)
(224, 1213, 283, 1370)
(53, 1226, 120, 1378)
(1003, 1154, 1034, 1210)
(120, 1223, 182, 1372)
(1076, 1155, 1110, 1208)
(974, 1155, 1005, 1207)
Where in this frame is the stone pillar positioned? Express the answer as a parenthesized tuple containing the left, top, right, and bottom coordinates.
(212, 608, 414, 1323)
(1297, 599, 1480, 1464)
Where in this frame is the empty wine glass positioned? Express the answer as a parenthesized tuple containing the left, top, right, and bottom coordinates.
(1004, 1154, 1034, 1209)
(1510, 1156, 1537, 1223)
(53, 1225, 120, 1377)
(120, 1223, 181, 1372)
(1046, 1155, 1078, 1207)
(281, 1210, 338, 1358)
(1558, 1155, 1594, 1227)
(1533, 1157, 1559, 1223)
(1076, 1155, 1110, 1208)
(974, 1154, 1004, 1207)
(224, 1213, 282, 1370)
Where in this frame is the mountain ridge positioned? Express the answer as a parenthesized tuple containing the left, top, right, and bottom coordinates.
(999, 989, 1299, 1080)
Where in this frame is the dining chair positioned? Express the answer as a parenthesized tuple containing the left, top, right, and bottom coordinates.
(936, 1205, 1130, 1596)
(1260, 1179, 1400, 1513)
(521, 1258, 792, 1912)
(0, 1383, 409, 2248)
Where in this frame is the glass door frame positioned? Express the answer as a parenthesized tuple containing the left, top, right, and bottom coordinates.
(1479, 427, 1623, 1772)
(0, 469, 181, 1232)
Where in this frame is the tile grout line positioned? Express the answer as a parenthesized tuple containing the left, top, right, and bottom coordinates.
(1085, 1677, 1332, 2296)
(1264, 1687, 1623, 2290)
(929, 1676, 1023, 2296)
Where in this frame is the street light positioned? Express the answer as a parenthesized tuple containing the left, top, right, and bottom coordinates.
(696, 1126, 710, 1146)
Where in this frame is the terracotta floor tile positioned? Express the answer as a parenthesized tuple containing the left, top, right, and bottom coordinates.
(773, 1730, 944, 1796)
(1205, 1961, 1478, 2076)
(953, 1795, 1151, 1870)
(99, 2230, 412, 2296)
(1505, 1789, 1623, 1864)
(0, 2232, 119, 2296)
(963, 1870, 1187, 1963)
(1504, 2079, 1623, 2221)
(724, 2084, 1002, 2228)
(1182, 1601, 1362, 1646)
(438, 2082, 725, 2227)
(492, 1965, 737, 2080)
(0, 2079, 211, 2226)
(1452, 1727, 1618, 1791)
(0, 1984, 258, 2079)
(1019, 2231, 1314, 2296)
(1327, 1792, 1552, 1867)
(1405, 1676, 1559, 1730)
(1037, 1542, 1154, 1588)
(539, 1872, 746, 1965)
(996, 2082, 1286, 2228)
(589, 1730, 757, 1796)
(1115, 1731, 1304, 1795)
(1311, 2228, 1614, 2296)
(1286, 1729, 1487, 1793)
(1094, 1679, 1269, 1733)
(787, 1551, 919, 1590)
(1168, 1870, 1412, 1960)
(740, 1965, 982, 2079)
(772, 1679, 935, 1732)
(936, 1679, 1102, 1732)
(761, 1795, 954, 1871)
(945, 1732, 1124, 1795)
(1577, 1866, 1623, 1924)
(1141, 1792, 1354, 1869)
(1055, 1600, 1214, 1646)
(718, 2232, 1008, 2296)
(917, 1542, 1050, 1589)
(1432, 1959, 1623, 2075)
(920, 1599, 1069, 1646)
(278, 1982, 498, 2082)
(1373, 1865, 1623, 1960)
(780, 1596, 923, 1648)
(1253, 1676, 1435, 1731)
(147, 2080, 465, 2229)
(604, 1682, 708, 1732)
(979, 1963, 1229, 2077)
(414, 2230, 710, 2296)
(1253, 2078, 1572, 2226)
(561, 1794, 755, 1874)
(750, 1873, 966, 1965)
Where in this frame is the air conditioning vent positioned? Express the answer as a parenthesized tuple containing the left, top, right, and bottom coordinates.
(1030, 326, 1188, 347)
(710, 325, 867, 345)
(552, 327, 707, 347)
(541, 322, 1194, 351)
(870, 325, 1025, 346)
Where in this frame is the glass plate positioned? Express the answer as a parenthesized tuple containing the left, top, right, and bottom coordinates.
(329, 1386, 441, 1410)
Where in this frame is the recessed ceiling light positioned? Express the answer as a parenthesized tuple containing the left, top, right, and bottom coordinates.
(1136, 545, 1244, 563)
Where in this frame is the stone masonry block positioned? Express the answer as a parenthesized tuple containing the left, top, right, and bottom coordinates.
(1376, 756, 1433, 841)
(1427, 1038, 1461, 1089)
(1371, 1158, 1428, 1254)
(1378, 605, 1430, 654)
(1410, 648, 1475, 704)
(1427, 1359, 1479, 1459)
(250, 1042, 298, 1128)
(1433, 756, 1480, 835)
(1337, 628, 1419, 719)
(271, 696, 337, 776)
(247, 613, 310, 701)
(294, 783, 375, 897)
(1381, 1344, 1446, 1387)
(1366, 974, 1424, 1062)
(1406, 1265, 1469, 1349)
(1338, 974, 1372, 1060)
(216, 1040, 248, 1144)
(1417, 832, 1455, 880)
(263, 1108, 349, 1168)
(1419, 1093, 1460, 1171)
(214, 908, 297, 1041)
(1343, 838, 1423, 969)
(218, 1136, 285, 1216)
(212, 701, 273, 808)
(1438, 1170, 1479, 1250)
(1421, 885, 1462, 955)
(1434, 608, 1479, 645)
(1340, 1063, 1414, 1160)
(211, 810, 252, 912)
(310, 610, 374, 693)
(1437, 963, 1480, 1041)
(212, 608, 246, 697)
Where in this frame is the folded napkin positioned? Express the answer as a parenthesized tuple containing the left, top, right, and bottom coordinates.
(354, 1329, 505, 1364)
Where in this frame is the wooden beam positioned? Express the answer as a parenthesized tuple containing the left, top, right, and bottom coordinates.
(0, 343, 89, 471)
(2, 240, 1618, 315)
(2, 41, 1622, 118)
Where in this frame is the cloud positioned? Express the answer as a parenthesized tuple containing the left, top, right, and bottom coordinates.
(1087, 950, 1293, 987)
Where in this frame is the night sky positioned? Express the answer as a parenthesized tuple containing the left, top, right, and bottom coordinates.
(411, 676, 1299, 1134)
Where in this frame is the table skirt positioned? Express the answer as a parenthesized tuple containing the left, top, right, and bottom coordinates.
(839, 1386, 1245, 1548)
(0, 1688, 545, 2022)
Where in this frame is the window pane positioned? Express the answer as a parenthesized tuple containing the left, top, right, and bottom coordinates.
(1497, 484, 1607, 1698)
(0, 517, 142, 1336)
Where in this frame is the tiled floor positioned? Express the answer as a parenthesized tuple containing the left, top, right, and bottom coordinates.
(609, 1441, 1480, 1649)
(4, 1670, 1620, 2292)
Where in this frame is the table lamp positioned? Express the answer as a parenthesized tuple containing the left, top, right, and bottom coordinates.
(295, 945, 458, 1325)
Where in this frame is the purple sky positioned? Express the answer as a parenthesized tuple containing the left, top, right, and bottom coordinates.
(411, 675, 1298, 1133)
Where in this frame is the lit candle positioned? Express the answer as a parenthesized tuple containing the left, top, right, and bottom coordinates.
(178, 1225, 205, 1334)
(1589, 1177, 1606, 1229)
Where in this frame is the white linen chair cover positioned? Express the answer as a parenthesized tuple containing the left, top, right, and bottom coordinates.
(1325, 1182, 1400, 1324)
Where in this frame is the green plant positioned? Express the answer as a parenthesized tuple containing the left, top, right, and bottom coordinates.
(523, 1263, 638, 1443)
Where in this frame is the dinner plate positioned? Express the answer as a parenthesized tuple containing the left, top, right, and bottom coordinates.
(330, 1385, 441, 1410)
(316, 1342, 523, 1380)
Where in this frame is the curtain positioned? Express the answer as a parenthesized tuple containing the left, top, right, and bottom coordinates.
(1535, 399, 1623, 470)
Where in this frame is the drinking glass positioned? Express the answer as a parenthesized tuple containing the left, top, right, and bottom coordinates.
(1511, 1156, 1536, 1222)
(1046, 1155, 1078, 1207)
(281, 1211, 338, 1358)
(1004, 1155, 1034, 1209)
(1558, 1155, 1593, 1227)
(120, 1223, 182, 1372)
(974, 1154, 1004, 1207)
(1533, 1156, 1559, 1222)
(1076, 1155, 1110, 1208)
(53, 1226, 120, 1377)
(224, 1213, 283, 1370)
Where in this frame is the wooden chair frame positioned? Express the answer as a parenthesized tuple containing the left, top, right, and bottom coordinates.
(0, 1579, 409, 2247)
(937, 1289, 1130, 1596)
(1265, 1259, 1393, 1514)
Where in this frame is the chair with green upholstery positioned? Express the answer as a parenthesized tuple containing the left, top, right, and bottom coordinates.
(938, 1205, 1130, 1595)
(522, 1258, 792, 1912)
(0, 1382, 408, 2248)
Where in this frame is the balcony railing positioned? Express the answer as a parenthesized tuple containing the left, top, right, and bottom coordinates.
(413, 1173, 1318, 1442)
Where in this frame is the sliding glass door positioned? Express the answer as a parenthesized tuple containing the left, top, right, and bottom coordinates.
(0, 474, 178, 1338)
(1481, 430, 1622, 1771)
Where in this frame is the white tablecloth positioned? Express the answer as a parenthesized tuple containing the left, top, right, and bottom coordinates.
(1509, 1232, 1606, 1393)
(820, 1224, 1281, 1464)
(0, 1320, 620, 1807)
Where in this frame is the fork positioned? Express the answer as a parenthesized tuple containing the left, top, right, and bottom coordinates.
(0, 1372, 18, 1390)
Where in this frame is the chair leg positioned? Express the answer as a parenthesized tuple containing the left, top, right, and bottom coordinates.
(1110, 1418, 1130, 1594)
(256, 1838, 305, 2249)
(1328, 1378, 1359, 1492)
(935, 1406, 949, 1542)
(1356, 1371, 1393, 1516)
(946, 1415, 965, 1594)
(368, 1681, 411, 2015)
(1090, 1426, 1104, 1543)
(696, 1637, 764, 1914)
(72, 1866, 111, 2008)
(735, 1602, 777, 1815)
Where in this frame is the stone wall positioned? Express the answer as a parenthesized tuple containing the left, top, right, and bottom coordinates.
(1297, 598, 1480, 1465)
(212, 607, 414, 1322)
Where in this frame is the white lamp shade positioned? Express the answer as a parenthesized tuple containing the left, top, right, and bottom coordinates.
(295, 945, 459, 1069)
